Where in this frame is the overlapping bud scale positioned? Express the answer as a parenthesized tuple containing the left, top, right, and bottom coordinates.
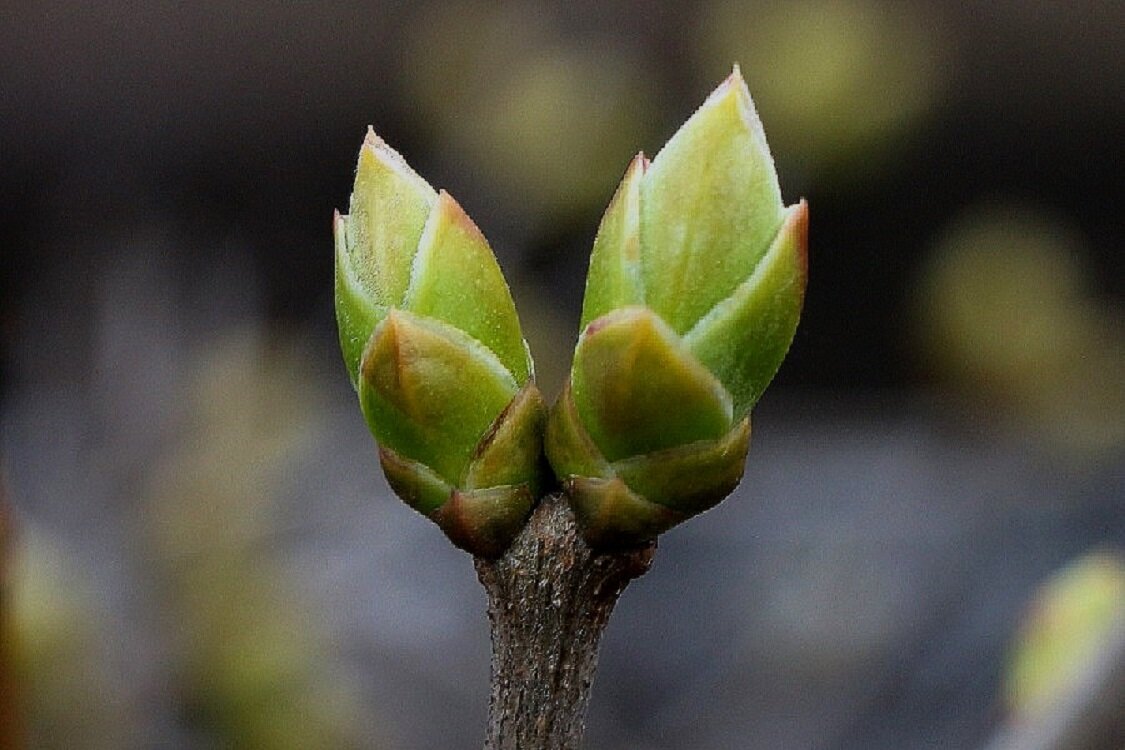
(335, 130, 544, 557)
(546, 68, 808, 547)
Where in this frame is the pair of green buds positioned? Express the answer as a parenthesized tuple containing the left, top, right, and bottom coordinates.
(335, 68, 807, 557)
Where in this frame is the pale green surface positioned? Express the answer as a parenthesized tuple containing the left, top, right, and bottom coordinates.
(543, 381, 612, 480)
(639, 70, 784, 334)
(685, 202, 806, 416)
(335, 136, 436, 386)
(571, 307, 732, 462)
(339, 135, 532, 390)
(579, 154, 646, 330)
(611, 418, 750, 513)
(378, 447, 453, 515)
(358, 310, 517, 485)
(404, 191, 530, 384)
(462, 383, 545, 491)
(346, 137, 436, 307)
(334, 213, 384, 385)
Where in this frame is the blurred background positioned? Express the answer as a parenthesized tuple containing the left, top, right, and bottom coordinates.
(1, 1, 1122, 748)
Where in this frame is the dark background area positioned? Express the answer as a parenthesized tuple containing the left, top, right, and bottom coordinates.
(3, 1, 1121, 394)
(1, 1, 1122, 748)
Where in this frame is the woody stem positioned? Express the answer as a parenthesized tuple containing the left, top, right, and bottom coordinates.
(474, 493, 655, 750)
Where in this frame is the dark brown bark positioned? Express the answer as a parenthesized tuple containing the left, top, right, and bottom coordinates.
(475, 493, 655, 750)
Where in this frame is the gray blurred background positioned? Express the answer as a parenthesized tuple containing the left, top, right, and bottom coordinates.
(1, 1, 1122, 748)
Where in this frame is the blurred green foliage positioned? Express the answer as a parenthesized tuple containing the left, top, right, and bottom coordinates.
(144, 330, 375, 748)
(916, 205, 1125, 462)
(7, 528, 130, 748)
(404, 2, 658, 227)
(699, 0, 946, 180)
(1004, 550, 1125, 718)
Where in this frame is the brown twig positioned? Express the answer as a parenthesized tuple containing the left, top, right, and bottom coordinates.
(475, 493, 655, 750)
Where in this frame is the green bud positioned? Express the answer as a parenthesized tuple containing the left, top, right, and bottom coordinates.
(547, 68, 807, 547)
(335, 129, 545, 557)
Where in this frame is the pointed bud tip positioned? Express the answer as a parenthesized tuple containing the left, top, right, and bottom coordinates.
(360, 308, 404, 381)
(435, 189, 489, 246)
(726, 63, 745, 87)
(628, 151, 650, 175)
(358, 127, 426, 185)
(692, 64, 763, 141)
(707, 63, 751, 104)
(358, 127, 387, 166)
(646, 66, 767, 180)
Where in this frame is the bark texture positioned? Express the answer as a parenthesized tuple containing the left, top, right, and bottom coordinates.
(475, 493, 655, 750)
